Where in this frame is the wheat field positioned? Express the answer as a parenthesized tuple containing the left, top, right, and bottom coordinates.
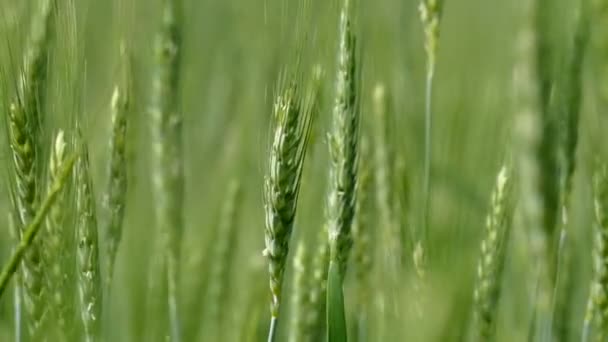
(0, 0, 606, 341)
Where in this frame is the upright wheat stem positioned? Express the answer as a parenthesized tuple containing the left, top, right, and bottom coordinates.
(148, 0, 184, 340)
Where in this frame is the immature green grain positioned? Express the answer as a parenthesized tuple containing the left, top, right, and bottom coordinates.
(148, 0, 184, 340)
(513, 0, 554, 339)
(583, 164, 608, 342)
(289, 241, 309, 342)
(5, 0, 56, 337)
(203, 180, 241, 340)
(75, 137, 102, 342)
(327, 0, 359, 280)
(103, 59, 130, 291)
(263, 76, 314, 341)
(42, 131, 72, 332)
(0, 155, 77, 299)
(472, 165, 513, 341)
(418, 0, 444, 253)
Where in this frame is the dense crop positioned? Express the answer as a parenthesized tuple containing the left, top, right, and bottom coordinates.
(0, 0, 605, 341)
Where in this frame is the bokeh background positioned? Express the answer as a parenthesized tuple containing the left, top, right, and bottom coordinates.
(0, 0, 604, 341)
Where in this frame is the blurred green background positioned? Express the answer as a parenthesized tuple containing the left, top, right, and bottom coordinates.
(0, 0, 604, 341)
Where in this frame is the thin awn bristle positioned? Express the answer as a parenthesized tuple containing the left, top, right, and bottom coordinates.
(263, 74, 314, 341)
(148, 0, 185, 340)
(75, 135, 102, 342)
(472, 165, 513, 340)
(103, 55, 130, 291)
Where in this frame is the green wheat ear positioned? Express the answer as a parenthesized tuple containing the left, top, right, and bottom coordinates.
(43, 130, 73, 336)
(75, 133, 102, 342)
(147, 0, 185, 340)
(0, 154, 77, 298)
(418, 0, 444, 258)
(263, 75, 314, 342)
(103, 45, 130, 292)
(473, 165, 513, 340)
(325, 0, 360, 340)
(5, 0, 57, 337)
